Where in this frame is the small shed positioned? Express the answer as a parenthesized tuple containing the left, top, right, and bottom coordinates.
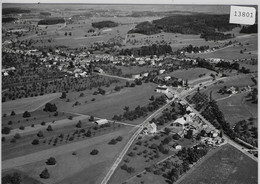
(95, 119, 109, 125)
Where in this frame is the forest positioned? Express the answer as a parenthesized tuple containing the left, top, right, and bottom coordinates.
(119, 44, 172, 56)
(92, 21, 119, 29)
(38, 18, 65, 25)
(2, 8, 30, 15)
(2, 17, 16, 23)
(240, 24, 258, 34)
(128, 14, 239, 40)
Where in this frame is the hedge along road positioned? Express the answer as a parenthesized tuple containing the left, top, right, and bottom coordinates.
(101, 98, 175, 184)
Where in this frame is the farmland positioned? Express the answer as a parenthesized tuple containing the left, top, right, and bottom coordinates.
(178, 144, 257, 184)
(54, 83, 161, 123)
(2, 93, 61, 115)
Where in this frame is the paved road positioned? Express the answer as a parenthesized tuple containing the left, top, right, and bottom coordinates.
(100, 99, 174, 184)
(178, 77, 258, 162)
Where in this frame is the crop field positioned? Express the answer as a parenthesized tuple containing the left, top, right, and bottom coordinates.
(163, 67, 216, 82)
(9, 126, 133, 184)
(217, 93, 257, 127)
(54, 83, 161, 123)
(2, 93, 61, 115)
(178, 144, 257, 184)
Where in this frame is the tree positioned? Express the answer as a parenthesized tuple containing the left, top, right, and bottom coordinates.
(32, 139, 39, 145)
(109, 139, 117, 145)
(64, 32, 67, 36)
(14, 133, 21, 139)
(40, 168, 50, 179)
(46, 157, 56, 165)
(116, 136, 123, 142)
(23, 111, 31, 118)
(2, 127, 11, 134)
(46, 125, 53, 131)
(10, 110, 16, 116)
(90, 149, 99, 155)
(60, 92, 66, 99)
(69, 32, 72, 36)
(76, 121, 82, 128)
(85, 129, 92, 137)
(150, 95, 155, 101)
(44, 103, 57, 112)
(37, 130, 44, 137)
(89, 116, 94, 121)
(2, 172, 21, 184)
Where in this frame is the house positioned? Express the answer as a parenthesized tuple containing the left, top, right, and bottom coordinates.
(132, 74, 141, 79)
(156, 85, 169, 94)
(164, 76, 171, 81)
(186, 106, 193, 113)
(95, 119, 109, 125)
(175, 145, 182, 150)
(173, 117, 187, 127)
(165, 92, 174, 100)
(94, 67, 104, 74)
(159, 69, 166, 74)
(147, 122, 157, 134)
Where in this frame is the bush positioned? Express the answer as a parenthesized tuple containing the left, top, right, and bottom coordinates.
(90, 149, 99, 155)
(44, 103, 57, 112)
(39, 168, 50, 179)
(76, 121, 82, 128)
(14, 133, 21, 139)
(2, 172, 22, 184)
(2, 137, 6, 142)
(10, 138, 16, 143)
(41, 121, 46, 126)
(116, 136, 123, 142)
(53, 111, 58, 116)
(2, 127, 11, 134)
(31, 124, 35, 127)
(19, 126, 25, 130)
(10, 110, 16, 116)
(89, 116, 94, 121)
(46, 125, 53, 131)
(32, 139, 39, 145)
(8, 121, 13, 125)
(60, 92, 66, 99)
(68, 116, 73, 120)
(46, 157, 56, 165)
(72, 151, 77, 155)
(108, 139, 117, 145)
(23, 111, 31, 118)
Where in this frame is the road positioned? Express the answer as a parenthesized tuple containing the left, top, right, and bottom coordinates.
(177, 78, 258, 162)
(100, 99, 174, 184)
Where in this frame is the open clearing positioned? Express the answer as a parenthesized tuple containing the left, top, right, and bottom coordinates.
(54, 83, 161, 123)
(178, 144, 257, 184)
(217, 93, 257, 127)
(2, 93, 61, 115)
(8, 126, 133, 184)
(163, 67, 216, 84)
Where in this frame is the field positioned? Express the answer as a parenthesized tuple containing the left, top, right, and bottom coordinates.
(3, 126, 134, 184)
(201, 74, 257, 101)
(162, 67, 216, 85)
(187, 34, 258, 60)
(53, 83, 161, 123)
(116, 65, 156, 76)
(2, 93, 61, 115)
(178, 144, 257, 184)
(217, 93, 257, 127)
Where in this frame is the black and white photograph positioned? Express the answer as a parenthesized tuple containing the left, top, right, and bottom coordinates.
(1, 1, 258, 184)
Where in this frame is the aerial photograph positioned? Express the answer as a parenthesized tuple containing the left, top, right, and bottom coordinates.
(1, 3, 258, 184)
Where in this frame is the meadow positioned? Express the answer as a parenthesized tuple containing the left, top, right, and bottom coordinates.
(54, 83, 161, 123)
(178, 144, 257, 184)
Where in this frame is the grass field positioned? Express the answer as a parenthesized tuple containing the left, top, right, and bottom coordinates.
(10, 126, 134, 184)
(2, 93, 61, 115)
(178, 144, 257, 184)
(217, 93, 258, 127)
(163, 67, 216, 84)
(201, 74, 256, 101)
(187, 34, 257, 60)
(54, 83, 161, 123)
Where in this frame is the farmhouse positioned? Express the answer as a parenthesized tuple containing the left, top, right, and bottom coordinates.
(147, 122, 157, 134)
(94, 67, 104, 73)
(156, 85, 169, 94)
(132, 74, 141, 79)
(173, 117, 187, 127)
(95, 119, 109, 125)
